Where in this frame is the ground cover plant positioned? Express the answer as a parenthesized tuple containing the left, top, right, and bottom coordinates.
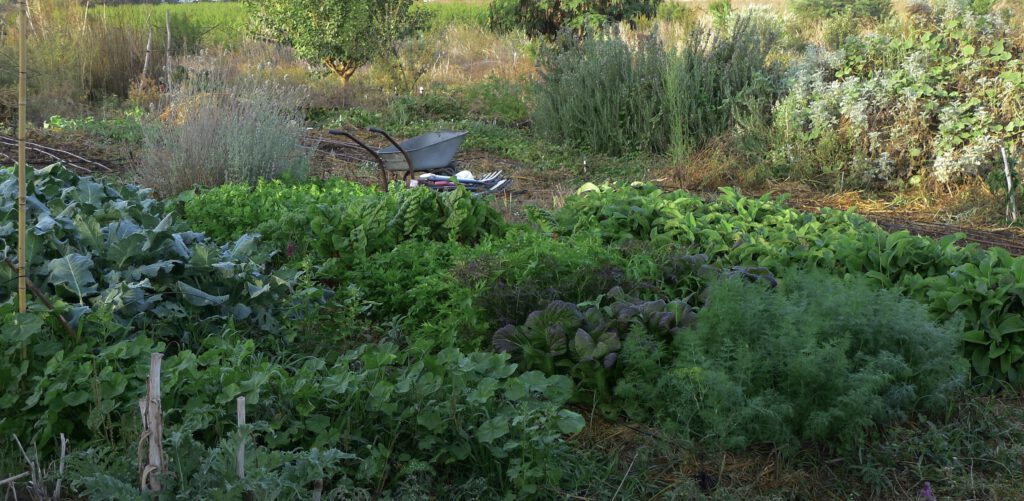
(531, 183, 1024, 384)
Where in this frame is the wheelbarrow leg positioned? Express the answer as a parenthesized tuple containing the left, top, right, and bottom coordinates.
(368, 128, 417, 182)
(328, 130, 389, 192)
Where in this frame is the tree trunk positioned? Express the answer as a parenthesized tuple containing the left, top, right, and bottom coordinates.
(324, 58, 358, 86)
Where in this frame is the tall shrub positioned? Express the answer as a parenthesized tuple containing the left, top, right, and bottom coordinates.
(532, 33, 670, 156)
(531, 15, 782, 157)
(137, 60, 311, 196)
(665, 14, 782, 156)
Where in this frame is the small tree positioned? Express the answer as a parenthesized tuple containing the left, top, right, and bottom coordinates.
(489, 0, 662, 39)
(246, 0, 427, 85)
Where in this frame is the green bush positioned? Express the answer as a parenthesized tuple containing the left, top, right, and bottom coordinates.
(656, 1, 697, 25)
(532, 15, 782, 157)
(532, 33, 669, 156)
(0, 165, 314, 347)
(3, 324, 585, 495)
(665, 14, 782, 156)
(488, 0, 662, 39)
(532, 183, 1024, 384)
(615, 270, 966, 454)
(790, 0, 892, 20)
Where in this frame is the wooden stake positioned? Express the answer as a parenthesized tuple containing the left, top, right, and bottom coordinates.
(17, 0, 27, 314)
(140, 12, 153, 96)
(312, 479, 324, 501)
(165, 10, 172, 88)
(54, 433, 67, 500)
(236, 396, 245, 480)
(140, 353, 165, 492)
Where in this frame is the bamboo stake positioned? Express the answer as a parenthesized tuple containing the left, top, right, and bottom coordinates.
(23, 0, 34, 36)
(238, 396, 254, 501)
(312, 479, 324, 501)
(53, 433, 67, 500)
(17, 0, 28, 314)
(81, 0, 90, 35)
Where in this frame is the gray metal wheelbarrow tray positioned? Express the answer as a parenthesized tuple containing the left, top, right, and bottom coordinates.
(328, 128, 467, 185)
(378, 131, 467, 172)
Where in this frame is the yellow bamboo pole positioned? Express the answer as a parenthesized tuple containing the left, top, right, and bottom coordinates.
(17, 0, 28, 313)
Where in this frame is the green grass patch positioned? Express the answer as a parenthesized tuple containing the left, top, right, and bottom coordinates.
(91, 1, 248, 49)
(414, 1, 490, 31)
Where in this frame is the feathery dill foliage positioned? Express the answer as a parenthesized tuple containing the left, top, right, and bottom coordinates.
(615, 270, 967, 455)
(532, 32, 670, 157)
(532, 14, 782, 157)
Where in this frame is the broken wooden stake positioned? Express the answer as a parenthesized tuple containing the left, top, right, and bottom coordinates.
(140, 353, 165, 492)
(236, 396, 246, 480)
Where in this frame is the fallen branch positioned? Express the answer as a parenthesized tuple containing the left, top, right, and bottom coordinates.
(0, 134, 114, 173)
(3, 258, 77, 340)
(0, 471, 29, 486)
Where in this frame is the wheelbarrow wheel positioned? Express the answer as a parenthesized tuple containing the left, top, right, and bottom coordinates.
(433, 164, 458, 176)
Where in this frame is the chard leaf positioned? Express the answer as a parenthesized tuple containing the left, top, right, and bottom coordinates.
(34, 215, 57, 233)
(73, 216, 104, 250)
(556, 409, 585, 434)
(573, 329, 596, 358)
(153, 213, 174, 233)
(228, 234, 258, 259)
(493, 325, 519, 352)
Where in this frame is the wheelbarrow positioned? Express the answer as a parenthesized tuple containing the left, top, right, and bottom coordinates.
(323, 128, 510, 195)
(328, 128, 465, 181)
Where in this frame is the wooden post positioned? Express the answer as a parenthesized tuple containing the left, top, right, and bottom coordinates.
(140, 353, 165, 492)
(17, 0, 27, 313)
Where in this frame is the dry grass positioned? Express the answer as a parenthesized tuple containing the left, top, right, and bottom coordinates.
(0, 0, 169, 120)
(358, 23, 534, 94)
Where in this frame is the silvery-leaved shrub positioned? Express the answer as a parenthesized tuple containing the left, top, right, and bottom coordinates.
(767, 0, 1024, 188)
(137, 51, 311, 196)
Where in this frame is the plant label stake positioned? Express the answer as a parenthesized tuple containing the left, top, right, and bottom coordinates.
(1002, 147, 1017, 223)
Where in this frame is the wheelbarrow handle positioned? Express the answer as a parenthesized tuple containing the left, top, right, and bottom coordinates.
(327, 130, 389, 192)
(366, 128, 416, 180)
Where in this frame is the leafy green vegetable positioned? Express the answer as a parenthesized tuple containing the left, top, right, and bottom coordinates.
(0, 164, 318, 343)
(535, 183, 1024, 385)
